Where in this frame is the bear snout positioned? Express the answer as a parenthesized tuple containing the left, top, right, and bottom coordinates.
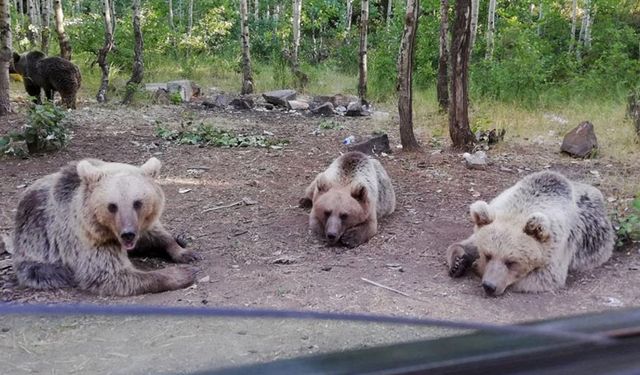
(482, 281, 497, 296)
(120, 231, 137, 250)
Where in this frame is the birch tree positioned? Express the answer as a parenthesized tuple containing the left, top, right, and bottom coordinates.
(254, 0, 258, 20)
(437, 0, 449, 111)
(469, 0, 479, 51)
(485, 0, 496, 59)
(449, 0, 475, 150)
(537, 0, 542, 36)
(0, 0, 11, 115)
(346, 0, 352, 32)
(292, 0, 302, 68)
(53, 0, 72, 60)
(240, 0, 254, 94)
(569, 0, 577, 52)
(122, 0, 143, 105)
(358, 0, 369, 100)
(27, 0, 40, 47)
(187, 0, 193, 35)
(40, 0, 51, 54)
(96, 0, 114, 103)
(168, 0, 175, 30)
(386, 0, 392, 28)
(396, 0, 420, 151)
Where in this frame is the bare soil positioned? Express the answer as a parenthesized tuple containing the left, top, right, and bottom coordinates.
(0, 99, 639, 373)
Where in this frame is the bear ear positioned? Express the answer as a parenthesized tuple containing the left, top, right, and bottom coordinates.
(140, 157, 162, 178)
(316, 176, 330, 194)
(77, 160, 104, 184)
(470, 201, 494, 227)
(523, 212, 552, 243)
(351, 185, 368, 203)
(13, 52, 20, 63)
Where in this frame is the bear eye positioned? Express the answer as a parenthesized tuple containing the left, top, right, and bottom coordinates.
(324, 210, 332, 217)
(107, 203, 118, 214)
(339, 213, 348, 220)
(133, 200, 143, 210)
(485, 254, 492, 261)
(505, 260, 517, 269)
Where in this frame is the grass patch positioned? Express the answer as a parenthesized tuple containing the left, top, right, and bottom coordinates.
(156, 121, 289, 149)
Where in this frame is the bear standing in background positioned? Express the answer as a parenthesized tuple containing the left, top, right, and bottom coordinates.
(301, 151, 396, 248)
(447, 171, 614, 296)
(12, 51, 82, 109)
(12, 158, 199, 296)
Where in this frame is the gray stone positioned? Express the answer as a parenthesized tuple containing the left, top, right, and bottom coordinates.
(347, 134, 392, 155)
(167, 80, 195, 102)
(230, 98, 254, 110)
(312, 102, 335, 116)
(263, 89, 297, 107)
(145, 82, 168, 92)
(463, 151, 489, 170)
(561, 121, 598, 158)
(287, 100, 309, 110)
(346, 101, 369, 117)
(312, 94, 359, 108)
(203, 93, 232, 109)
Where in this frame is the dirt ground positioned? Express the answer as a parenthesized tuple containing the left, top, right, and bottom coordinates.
(0, 97, 639, 373)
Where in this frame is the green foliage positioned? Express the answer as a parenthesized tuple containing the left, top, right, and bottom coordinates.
(615, 196, 640, 249)
(156, 122, 289, 149)
(169, 91, 183, 105)
(0, 103, 69, 157)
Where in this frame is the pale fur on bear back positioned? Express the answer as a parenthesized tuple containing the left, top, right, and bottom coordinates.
(487, 171, 613, 287)
(321, 152, 396, 217)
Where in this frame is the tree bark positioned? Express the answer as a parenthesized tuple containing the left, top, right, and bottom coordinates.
(239, 0, 253, 94)
(469, 0, 478, 51)
(291, 0, 302, 68)
(254, 0, 258, 20)
(569, 0, 576, 52)
(346, 0, 352, 32)
(485, 0, 496, 59)
(121, 0, 143, 105)
(449, 0, 475, 151)
(436, 0, 449, 111)
(187, 0, 193, 35)
(396, 0, 420, 151)
(53, 0, 71, 60)
(40, 0, 51, 54)
(168, 0, 174, 30)
(537, 0, 542, 36)
(0, 0, 12, 115)
(96, 0, 114, 103)
(358, 0, 368, 100)
(385, 0, 392, 28)
(26, 0, 40, 47)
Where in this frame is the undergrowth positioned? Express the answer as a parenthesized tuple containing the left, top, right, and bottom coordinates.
(156, 121, 289, 149)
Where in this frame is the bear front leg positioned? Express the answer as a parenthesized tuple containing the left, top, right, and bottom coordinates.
(299, 180, 316, 208)
(446, 242, 479, 278)
(139, 224, 201, 263)
(24, 82, 42, 104)
(340, 219, 377, 248)
(91, 266, 197, 296)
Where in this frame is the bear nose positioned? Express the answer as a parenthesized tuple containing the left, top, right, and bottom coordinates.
(120, 231, 136, 242)
(326, 233, 337, 242)
(482, 282, 497, 296)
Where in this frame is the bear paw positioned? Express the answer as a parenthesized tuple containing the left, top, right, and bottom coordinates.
(447, 244, 473, 278)
(340, 229, 365, 248)
(171, 249, 202, 264)
(164, 266, 198, 290)
(299, 197, 313, 209)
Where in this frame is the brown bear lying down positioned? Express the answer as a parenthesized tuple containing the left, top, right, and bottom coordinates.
(11, 158, 199, 296)
(301, 151, 396, 248)
(447, 171, 614, 296)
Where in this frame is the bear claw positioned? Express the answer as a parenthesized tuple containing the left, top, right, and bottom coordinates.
(172, 250, 202, 264)
(449, 254, 472, 278)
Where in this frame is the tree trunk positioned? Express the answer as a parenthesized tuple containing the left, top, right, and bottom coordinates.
(449, 0, 475, 151)
(537, 0, 542, 36)
(436, 0, 449, 111)
(346, 0, 352, 32)
(254, 0, 258, 20)
(396, 0, 420, 151)
(53, 0, 71, 60)
(569, 0, 576, 52)
(0, 0, 12, 115)
(26, 0, 40, 47)
(358, 0, 368, 100)
(168, 0, 174, 30)
(583, 0, 592, 49)
(385, 0, 392, 28)
(187, 0, 192, 35)
(40, 0, 51, 54)
(485, 0, 496, 59)
(291, 0, 302, 68)
(96, 0, 114, 103)
(469, 0, 478, 51)
(239, 0, 253, 94)
(121, 0, 143, 105)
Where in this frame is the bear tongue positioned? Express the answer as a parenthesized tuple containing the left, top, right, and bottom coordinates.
(122, 241, 137, 251)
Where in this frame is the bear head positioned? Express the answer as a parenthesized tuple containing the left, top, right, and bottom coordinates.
(76, 157, 165, 251)
(467, 200, 553, 296)
(310, 177, 370, 245)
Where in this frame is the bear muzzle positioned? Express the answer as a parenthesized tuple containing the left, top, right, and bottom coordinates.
(120, 231, 138, 251)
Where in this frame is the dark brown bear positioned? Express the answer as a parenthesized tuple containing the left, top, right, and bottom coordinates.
(12, 51, 82, 109)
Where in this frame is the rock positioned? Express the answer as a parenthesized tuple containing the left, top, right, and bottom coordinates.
(311, 102, 335, 116)
(151, 89, 171, 105)
(347, 134, 392, 155)
(287, 100, 309, 110)
(561, 121, 598, 158)
(463, 151, 489, 170)
(345, 101, 370, 117)
(203, 93, 232, 109)
(312, 94, 359, 108)
(264, 103, 275, 110)
(230, 97, 254, 110)
(335, 105, 347, 115)
(167, 80, 195, 102)
(263, 89, 297, 107)
(144, 82, 168, 92)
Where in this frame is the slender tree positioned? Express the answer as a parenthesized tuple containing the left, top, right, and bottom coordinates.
(469, 0, 479, 50)
(396, 0, 420, 151)
(291, 0, 302, 68)
(449, 0, 475, 150)
(385, 0, 392, 28)
(254, 0, 258, 19)
(122, 0, 143, 105)
(485, 0, 496, 59)
(168, 0, 175, 30)
(537, 0, 542, 36)
(40, 0, 51, 54)
(239, 0, 254, 94)
(27, 0, 40, 47)
(96, 0, 114, 103)
(569, 0, 577, 52)
(358, 0, 369, 100)
(436, 0, 449, 111)
(53, 0, 72, 60)
(0, 0, 11, 115)
(346, 0, 353, 32)
(187, 0, 193, 35)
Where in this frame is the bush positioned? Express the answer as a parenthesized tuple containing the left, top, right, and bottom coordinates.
(615, 196, 640, 249)
(0, 103, 69, 157)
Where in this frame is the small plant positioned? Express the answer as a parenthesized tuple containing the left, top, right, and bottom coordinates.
(0, 102, 69, 157)
(156, 122, 288, 149)
(317, 120, 343, 130)
(169, 91, 183, 105)
(615, 196, 640, 249)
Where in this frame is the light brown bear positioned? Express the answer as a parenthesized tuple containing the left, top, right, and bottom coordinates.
(447, 171, 614, 296)
(12, 158, 199, 296)
(301, 151, 396, 248)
